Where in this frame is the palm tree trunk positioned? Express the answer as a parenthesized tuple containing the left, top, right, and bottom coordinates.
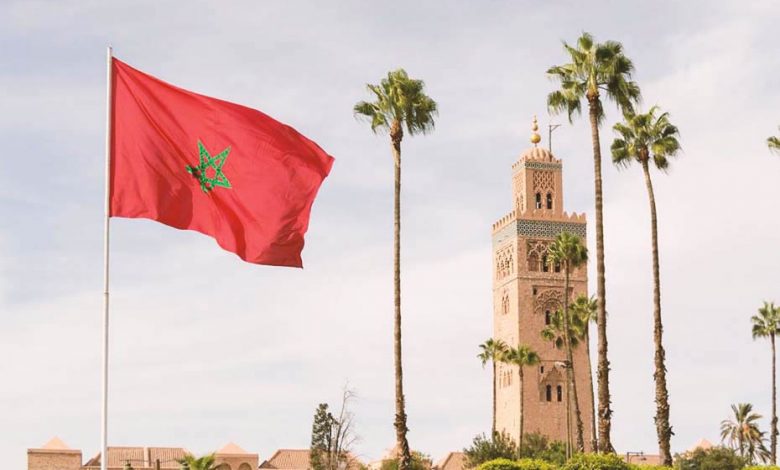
(585, 325, 598, 452)
(519, 366, 525, 452)
(492, 360, 497, 436)
(588, 97, 613, 453)
(642, 160, 672, 466)
(391, 124, 412, 470)
(772, 333, 777, 464)
(563, 263, 585, 451)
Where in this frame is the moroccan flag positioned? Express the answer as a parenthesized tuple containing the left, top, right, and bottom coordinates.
(110, 58, 334, 267)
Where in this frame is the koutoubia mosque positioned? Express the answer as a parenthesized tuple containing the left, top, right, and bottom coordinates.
(491, 118, 594, 449)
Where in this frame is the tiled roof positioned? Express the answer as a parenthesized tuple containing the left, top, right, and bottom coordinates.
(149, 448, 188, 467)
(262, 449, 311, 470)
(84, 447, 187, 469)
(42, 437, 71, 450)
(435, 452, 466, 470)
(260, 449, 363, 470)
(218, 442, 249, 455)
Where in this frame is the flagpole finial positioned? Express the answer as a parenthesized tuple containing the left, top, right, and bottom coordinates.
(530, 115, 541, 147)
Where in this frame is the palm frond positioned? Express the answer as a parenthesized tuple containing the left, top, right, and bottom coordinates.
(353, 68, 437, 140)
(768, 129, 780, 155)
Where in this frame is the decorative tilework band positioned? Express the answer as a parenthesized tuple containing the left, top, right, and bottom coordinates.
(493, 219, 587, 246)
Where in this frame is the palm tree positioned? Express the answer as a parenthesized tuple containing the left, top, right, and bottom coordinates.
(751, 301, 780, 464)
(610, 106, 680, 465)
(546, 231, 588, 451)
(768, 127, 780, 154)
(721, 403, 770, 464)
(177, 453, 218, 470)
(354, 69, 437, 470)
(540, 307, 585, 455)
(502, 344, 541, 450)
(547, 32, 641, 453)
(479, 338, 509, 436)
(541, 309, 584, 351)
(571, 294, 599, 452)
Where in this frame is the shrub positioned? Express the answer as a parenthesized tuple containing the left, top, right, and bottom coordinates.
(562, 453, 630, 470)
(744, 466, 780, 470)
(515, 459, 558, 470)
(674, 447, 746, 470)
(465, 432, 519, 467)
(476, 458, 524, 470)
(476, 458, 556, 470)
(628, 465, 673, 470)
(520, 433, 567, 466)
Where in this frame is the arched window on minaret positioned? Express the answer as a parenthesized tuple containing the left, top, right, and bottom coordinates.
(535, 192, 542, 209)
(542, 254, 549, 272)
(546, 385, 552, 402)
(554, 260, 561, 273)
(546, 193, 553, 210)
(545, 310, 551, 325)
(528, 252, 539, 272)
(557, 385, 563, 402)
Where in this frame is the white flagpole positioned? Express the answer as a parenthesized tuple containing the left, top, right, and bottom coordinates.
(101, 45, 113, 470)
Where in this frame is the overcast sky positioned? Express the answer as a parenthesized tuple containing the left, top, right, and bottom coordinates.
(2, 1, 780, 468)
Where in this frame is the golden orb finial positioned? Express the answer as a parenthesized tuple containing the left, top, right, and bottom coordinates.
(530, 115, 541, 147)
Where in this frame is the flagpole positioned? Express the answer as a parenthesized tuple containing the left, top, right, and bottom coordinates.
(101, 45, 113, 470)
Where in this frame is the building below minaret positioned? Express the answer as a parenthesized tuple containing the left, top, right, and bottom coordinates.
(491, 117, 594, 450)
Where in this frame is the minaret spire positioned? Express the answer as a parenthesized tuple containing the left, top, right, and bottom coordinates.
(531, 115, 541, 147)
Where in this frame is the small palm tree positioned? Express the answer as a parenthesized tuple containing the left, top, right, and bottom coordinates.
(354, 69, 437, 470)
(547, 32, 641, 453)
(721, 403, 770, 464)
(768, 127, 780, 155)
(611, 105, 680, 466)
(571, 294, 599, 452)
(479, 338, 509, 436)
(177, 453, 218, 470)
(546, 231, 588, 452)
(752, 301, 780, 464)
(502, 344, 541, 450)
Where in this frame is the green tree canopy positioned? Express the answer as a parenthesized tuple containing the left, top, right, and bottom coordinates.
(720, 403, 770, 464)
(611, 106, 681, 171)
(353, 69, 437, 139)
(547, 32, 641, 125)
(463, 432, 518, 467)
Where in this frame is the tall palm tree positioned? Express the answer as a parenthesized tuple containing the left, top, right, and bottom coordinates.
(768, 127, 780, 155)
(354, 69, 437, 470)
(751, 301, 780, 464)
(547, 32, 641, 453)
(479, 338, 509, 436)
(571, 294, 599, 452)
(546, 231, 589, 452)
(177, 453, 218, 470)
(502, 344, 541, 450)
(721, 403, 770, 464)
(611, 106, 680, 466)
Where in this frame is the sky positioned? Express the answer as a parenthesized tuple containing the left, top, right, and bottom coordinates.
(1, 0, 780, 468)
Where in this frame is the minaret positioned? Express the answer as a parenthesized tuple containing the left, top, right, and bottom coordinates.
(491, 118, 593, 450)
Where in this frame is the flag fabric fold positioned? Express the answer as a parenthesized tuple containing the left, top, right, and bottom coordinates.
(110, 58, 334, 267)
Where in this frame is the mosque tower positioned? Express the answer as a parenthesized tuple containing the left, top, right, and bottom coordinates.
(491, 117, 594, 450)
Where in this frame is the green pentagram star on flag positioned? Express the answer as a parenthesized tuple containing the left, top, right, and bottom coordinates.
(186, 140, 232, 193)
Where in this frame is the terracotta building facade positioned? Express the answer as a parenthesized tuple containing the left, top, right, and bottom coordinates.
(491, 119, 594, 449)
(27, 439, 258, 470)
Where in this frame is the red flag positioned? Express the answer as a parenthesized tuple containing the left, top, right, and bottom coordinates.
(110, 58, 334, 267)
